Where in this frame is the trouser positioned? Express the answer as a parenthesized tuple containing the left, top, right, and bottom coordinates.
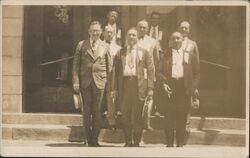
(121, 76, 144, 144)
(81, 81, 104, 145)
(164, 78, 190, 146)
(153, 79, 166, 114)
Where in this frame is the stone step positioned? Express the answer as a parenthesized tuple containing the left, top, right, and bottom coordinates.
(2, 113, 246, 130)
(2, 124, 245, 146)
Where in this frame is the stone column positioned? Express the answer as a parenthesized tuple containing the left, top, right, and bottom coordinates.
(2, 6, 24, 113)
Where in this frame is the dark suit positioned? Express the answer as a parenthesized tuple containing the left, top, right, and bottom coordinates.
(156, 46, 200, 146)
(112, 45, 154, 145)
(182, 37, 200, 140)
(149, 25, 169, 54)
(72, 39, 111, 145)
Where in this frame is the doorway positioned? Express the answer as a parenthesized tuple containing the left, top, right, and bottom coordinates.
(23, 6, 120, 113)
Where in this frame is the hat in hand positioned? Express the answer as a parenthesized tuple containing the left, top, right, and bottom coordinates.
(191, 96, 200, 109)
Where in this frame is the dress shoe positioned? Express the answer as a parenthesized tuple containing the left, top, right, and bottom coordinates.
(88, 142, 101, 147)
(133, 143, 140, 147)
(166, 144, 174, 147)
(176, 144, 183, 147)
(124, 142, 133, 147)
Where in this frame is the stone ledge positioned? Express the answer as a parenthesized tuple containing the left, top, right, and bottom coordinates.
(2, 113, 246, 130)
(2, 125, 245, 146)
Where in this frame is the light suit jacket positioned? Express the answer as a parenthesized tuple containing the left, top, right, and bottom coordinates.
(72, 39, 111, 90)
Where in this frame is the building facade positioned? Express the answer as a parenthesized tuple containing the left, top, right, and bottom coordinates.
(2, 5, 246, 119)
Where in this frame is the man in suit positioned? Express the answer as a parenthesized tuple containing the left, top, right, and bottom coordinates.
(104, 10, 123, 46)
(178, 21, 200, 144)
(72, 21, 111, 147)
(137, 20, 160, 65)
(156, 32, 200, 147)
(149, 11, 169, 54)
(112, 27, 155, 147)
(103, 25, 122, 127)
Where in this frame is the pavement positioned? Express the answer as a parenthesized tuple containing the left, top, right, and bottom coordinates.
(0, 140, 248, 157)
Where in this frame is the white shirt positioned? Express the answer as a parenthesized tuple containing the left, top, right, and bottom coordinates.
(150, 26, 159, 40)
(172, 48, 184, 79)
(123, 45, 137, 76)
(107, 41, 121, 68)
(109, 41, 121, 57)
(138, 35, 156, 55)
(107, 23, 118, 42)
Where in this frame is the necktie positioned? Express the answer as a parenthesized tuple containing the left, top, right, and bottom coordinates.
(152, 27, 156, 39)
(92, 40, 96, 51)
(128, 47, 134, 69)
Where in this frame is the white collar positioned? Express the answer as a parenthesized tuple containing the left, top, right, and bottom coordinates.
(90, 38, 100, 44)
(151, 25, 159, 29)
(127, 44, 137, 50)
(108, 23, 116, 27)
(183, 37, 189, 42)
(172, 48, 183, 54)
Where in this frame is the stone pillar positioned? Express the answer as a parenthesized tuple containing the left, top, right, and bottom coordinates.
(176, 6, 187, 25)
(187, 7, 198, 41)
(137, 6, 146, 21)
(72, 7, 85, 50)
(2, 6, 24, 113)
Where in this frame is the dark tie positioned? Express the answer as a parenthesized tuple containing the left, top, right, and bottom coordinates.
(92, 40, 96, 51)
(106, 40, 111, 44)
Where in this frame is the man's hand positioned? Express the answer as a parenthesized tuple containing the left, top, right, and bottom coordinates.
(147, 89, 154, 97)
(110, 91, 117, 98)
(193, 89, 199, 99)
(163, 83, 172, 98)
(73, 84, 80, 93)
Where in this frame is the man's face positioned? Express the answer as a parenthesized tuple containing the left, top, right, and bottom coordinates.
(126, 29, 138, 46)
(170, 32, 183, 50)
(103, 26, 115, 42)
(88, 24, 102, 41)
(179, 22, 190, 37)
(107, 11, 118, 24)
(151, 14, 161, 26)
(137, 21, 149, 38)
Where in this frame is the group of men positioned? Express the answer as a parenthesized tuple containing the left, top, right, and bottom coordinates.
(72, 10, 200, 147)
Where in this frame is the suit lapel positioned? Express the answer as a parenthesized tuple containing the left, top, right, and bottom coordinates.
(93, 41, 101, 61)
(121, 47, 127, 69)
(167, 49, 172, 78)
(136, 45, 140, 75)
(86, 39, 95, 60)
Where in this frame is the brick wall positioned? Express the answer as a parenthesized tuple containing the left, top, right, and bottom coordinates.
(2, 6, 24, 113)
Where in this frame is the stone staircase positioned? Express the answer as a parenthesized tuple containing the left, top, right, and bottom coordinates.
(2, 113, 246, 146)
